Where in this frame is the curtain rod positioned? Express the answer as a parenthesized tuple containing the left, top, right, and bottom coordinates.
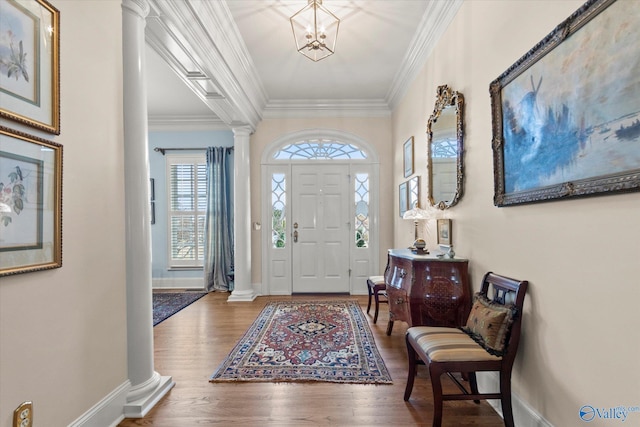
(154, 147, 234, 155)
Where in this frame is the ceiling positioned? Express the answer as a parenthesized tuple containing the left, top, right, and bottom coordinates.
(145, 0, 462, 130)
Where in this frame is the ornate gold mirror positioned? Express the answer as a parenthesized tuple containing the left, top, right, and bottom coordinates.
(427, 85, 464, 209)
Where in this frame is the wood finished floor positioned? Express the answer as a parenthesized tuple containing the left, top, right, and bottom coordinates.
(118, 292, 504, 426)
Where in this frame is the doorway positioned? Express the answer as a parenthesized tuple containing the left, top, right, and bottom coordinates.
(291, 164, 350, 293)
(261, 130, 379, 295)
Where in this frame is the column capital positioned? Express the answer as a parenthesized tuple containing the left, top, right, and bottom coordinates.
(122, 0, 150, 19)
(232, 125, 253, 138)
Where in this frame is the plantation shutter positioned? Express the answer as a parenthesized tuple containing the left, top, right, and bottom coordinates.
(167, 155, 206, 267)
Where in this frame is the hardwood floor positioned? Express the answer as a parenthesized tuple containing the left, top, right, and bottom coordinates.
(118, 293, 504, 426)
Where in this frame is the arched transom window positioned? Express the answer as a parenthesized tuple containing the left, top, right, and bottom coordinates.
(273, 139, 367, 160)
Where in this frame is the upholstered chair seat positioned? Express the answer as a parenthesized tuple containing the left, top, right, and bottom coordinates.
(366, 275, 388, 324)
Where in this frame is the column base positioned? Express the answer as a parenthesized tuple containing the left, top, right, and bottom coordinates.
(227, 289, 257, 302)
(123, 374, 174, 418)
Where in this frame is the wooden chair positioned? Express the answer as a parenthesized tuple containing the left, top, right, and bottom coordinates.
(366, 275, 388, 324)
(404, 272, 528, 427)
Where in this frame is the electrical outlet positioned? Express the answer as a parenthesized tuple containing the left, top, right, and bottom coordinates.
(13, 402, 33, 427)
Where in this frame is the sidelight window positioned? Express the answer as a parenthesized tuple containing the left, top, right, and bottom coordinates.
(354, 173, 369, 248)
(272, 173, 286, 248)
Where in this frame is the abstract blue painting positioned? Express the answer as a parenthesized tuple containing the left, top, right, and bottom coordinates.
(491, 0, 640, 206)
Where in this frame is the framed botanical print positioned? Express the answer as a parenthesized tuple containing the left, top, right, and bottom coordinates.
(0, 0, 60, 134)
(0, 126, 62, 276)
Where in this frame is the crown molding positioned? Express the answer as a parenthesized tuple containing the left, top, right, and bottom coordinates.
(146, 0, 268, 130)
(262, 99, 391, 119)
(148, 115, 230, 132)
(145, 0, 463, 123)
(386, 0, 464, 111)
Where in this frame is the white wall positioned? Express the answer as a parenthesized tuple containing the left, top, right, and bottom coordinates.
(392, 1, 640, 426)
(0, 2, 127, 426)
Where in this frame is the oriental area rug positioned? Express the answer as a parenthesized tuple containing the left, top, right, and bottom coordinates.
(152, 292, 207, 326)
(209, 300, 392, 384)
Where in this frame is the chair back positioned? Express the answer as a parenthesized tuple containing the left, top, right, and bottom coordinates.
(478, 272, 528, 366)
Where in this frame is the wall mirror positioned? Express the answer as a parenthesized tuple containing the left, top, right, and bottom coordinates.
(427, 85, 464, 209)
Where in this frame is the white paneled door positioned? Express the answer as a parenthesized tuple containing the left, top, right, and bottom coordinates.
(291, 165, 350, 293)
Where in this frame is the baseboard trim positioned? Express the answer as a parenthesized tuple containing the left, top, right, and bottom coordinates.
(68, 380, 130, 427)
(152, 277, 205, 290)
(477, 372, 553, 427)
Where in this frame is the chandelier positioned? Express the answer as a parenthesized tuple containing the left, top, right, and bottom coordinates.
(290, 0, 340, 62)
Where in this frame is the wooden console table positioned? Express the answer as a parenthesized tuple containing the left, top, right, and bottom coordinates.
(384, 248, 471, 335)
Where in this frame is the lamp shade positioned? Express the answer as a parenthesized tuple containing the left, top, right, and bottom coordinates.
(402, 207, 431, 220)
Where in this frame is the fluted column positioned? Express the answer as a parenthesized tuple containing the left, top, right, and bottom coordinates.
(122, 0, 174, 417)
(228, 126, 257, 301)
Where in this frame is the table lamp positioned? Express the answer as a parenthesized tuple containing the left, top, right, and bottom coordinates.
(402, 206, 431, 254)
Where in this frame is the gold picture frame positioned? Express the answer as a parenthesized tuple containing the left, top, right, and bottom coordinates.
(0, 0, 60, 134)
(0, 126, 63, 276)
(490, 0, 640, 206)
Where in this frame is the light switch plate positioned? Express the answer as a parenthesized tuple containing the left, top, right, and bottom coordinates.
(13, 402, 33, 427)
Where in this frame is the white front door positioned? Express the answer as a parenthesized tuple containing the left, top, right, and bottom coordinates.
(291, 164, 350, 293)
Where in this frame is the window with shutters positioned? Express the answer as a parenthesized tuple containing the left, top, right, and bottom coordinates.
(166, 154, 207, 268)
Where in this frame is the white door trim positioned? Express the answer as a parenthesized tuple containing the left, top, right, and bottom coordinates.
(261, 129, 380, 295)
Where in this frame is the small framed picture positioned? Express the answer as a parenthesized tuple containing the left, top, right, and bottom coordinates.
(403, 136, 414, 178)
(437, 219, 452, 246)
(399, 181, 408, 217)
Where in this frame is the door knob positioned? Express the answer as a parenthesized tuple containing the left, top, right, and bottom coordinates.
(293, 230, 298, 243)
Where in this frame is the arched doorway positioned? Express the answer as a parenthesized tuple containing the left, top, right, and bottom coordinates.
(261, 129, 380, 295)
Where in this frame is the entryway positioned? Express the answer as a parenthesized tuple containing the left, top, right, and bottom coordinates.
(291, 164, 350, 293)
(261, 129, 380, 295)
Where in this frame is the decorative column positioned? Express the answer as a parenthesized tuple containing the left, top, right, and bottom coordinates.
(228, 126, 257, 301)
(121, 0, 174, 417)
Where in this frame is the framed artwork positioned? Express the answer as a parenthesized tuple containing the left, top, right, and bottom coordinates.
(490, 0, 640, 206)
(408, 176, 420, 209)
(0, 126, 62, 276)
(437, 219, 451, 246)
(0, 0, 60, 134)
(403, 136, 414, 178)
(398, 181, 408, 217)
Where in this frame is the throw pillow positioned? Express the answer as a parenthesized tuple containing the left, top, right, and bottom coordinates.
(463, 294, 516, 353)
